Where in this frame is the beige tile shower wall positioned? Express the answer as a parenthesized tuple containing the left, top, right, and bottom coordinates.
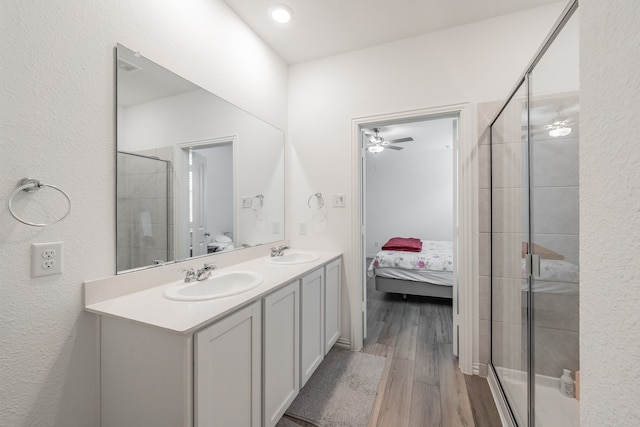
(477, 97, 580, 378)
(478, 96, 530, 376)
(477, 100, 502, 375)
(116, 153, 171, 271)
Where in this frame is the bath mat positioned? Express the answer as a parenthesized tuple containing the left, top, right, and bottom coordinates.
(284, 347, 386, 427)
(276, 415, 311, 427)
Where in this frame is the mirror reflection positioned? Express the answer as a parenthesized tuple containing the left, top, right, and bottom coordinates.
(116, 44, 285, 273)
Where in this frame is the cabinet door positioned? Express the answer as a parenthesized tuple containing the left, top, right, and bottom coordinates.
(324, 258, 341, 353)
(300, 268, 325, 387)
(263, 281, 300, 427)
(195, 301, 262, 427)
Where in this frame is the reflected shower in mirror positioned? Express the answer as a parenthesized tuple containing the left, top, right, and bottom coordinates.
(116, 44, 285, 273)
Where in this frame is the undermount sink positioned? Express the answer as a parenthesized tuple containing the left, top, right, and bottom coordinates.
(264, 250, 319, 265)
(163, 271, 263, 302)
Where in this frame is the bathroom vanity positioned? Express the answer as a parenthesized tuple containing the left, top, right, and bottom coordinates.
(84, 250, 342, 427)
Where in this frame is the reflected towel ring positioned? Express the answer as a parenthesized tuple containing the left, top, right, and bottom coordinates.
(308, 192, 324, 210)
(8, 178, 71, 227)
(251, 194, 264, 210)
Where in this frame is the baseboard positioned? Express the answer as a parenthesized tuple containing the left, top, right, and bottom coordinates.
(472, 362, 480, 376)
(488, 366, 516, 427)
(335, 337, 351, 350)
(478, 363, 488, 377)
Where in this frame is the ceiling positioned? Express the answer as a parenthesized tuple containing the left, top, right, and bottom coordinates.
(222, 0, 561, 64)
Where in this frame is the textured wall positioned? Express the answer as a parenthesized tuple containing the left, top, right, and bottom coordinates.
(580, 0, 640, 425)
(0, 1, 288, 426)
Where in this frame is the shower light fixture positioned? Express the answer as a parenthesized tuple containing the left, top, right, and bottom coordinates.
(548, 125, 572, 137)
(270, 5, 293, 23)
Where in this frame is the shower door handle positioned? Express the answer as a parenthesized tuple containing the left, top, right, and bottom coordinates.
(525, 254, 541, 277)
(531, 254, 541, 277)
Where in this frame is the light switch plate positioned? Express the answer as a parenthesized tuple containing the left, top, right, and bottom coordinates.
(332, 193, 345, 208)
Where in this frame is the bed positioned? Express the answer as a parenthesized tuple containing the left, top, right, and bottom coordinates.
(367, 239, 454, 299)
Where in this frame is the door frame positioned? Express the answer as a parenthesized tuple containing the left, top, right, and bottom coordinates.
(350, 103, 477, 374)
(176, 136, 239, 259)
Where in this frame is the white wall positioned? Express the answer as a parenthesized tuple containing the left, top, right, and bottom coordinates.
(580, 1, 640, 425)
(0, 1, 288, 426)
(287, 2, 566, 343)
(365, 126, 454, 257)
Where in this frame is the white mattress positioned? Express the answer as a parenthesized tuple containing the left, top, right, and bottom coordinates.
(372, 267, 453, 287)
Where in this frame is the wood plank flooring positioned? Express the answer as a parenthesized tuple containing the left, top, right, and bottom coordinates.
(283, 279, 501, 427)
(363, 280, 501, 427)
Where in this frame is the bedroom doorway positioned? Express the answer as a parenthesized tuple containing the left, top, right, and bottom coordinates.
(362, 114, 458, 340)
(352, 103, 475, 371)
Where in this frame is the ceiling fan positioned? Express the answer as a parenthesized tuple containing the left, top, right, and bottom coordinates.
(365, 128, 413, 153)
(544, 118, 573, 137)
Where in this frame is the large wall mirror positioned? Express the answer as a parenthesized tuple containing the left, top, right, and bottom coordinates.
(116, 44, 285, 273)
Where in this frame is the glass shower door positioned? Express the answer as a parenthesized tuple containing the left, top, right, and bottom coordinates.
(491, 82, 530, 426)
(529, 11, 580, 427)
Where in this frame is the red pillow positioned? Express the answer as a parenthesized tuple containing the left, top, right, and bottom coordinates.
(382, 237, 422, 252)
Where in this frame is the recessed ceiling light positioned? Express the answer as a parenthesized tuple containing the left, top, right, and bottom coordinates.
(270, 5, 293, 24)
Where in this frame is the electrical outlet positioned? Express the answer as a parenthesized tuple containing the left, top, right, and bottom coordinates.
(299, 222, 307, 235)
(32, 242, 63, 277)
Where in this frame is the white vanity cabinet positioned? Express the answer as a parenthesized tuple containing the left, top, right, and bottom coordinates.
(300, 267, 325, 386)
(263, 280, 300, 427)
(324, 258, 341, 353)
(88, 253, 342, 427)
(299, 259, 342, 387)
(195, 301, 262, 427)
(100, 301, 262, 427)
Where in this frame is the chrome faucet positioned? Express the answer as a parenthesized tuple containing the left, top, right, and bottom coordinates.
(270, 245, 289, 257)
(181, 267, 197, 283)
(196, 263, 217, 281)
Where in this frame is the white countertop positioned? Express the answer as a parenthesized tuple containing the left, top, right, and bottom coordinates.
(85, 250, 341, 335)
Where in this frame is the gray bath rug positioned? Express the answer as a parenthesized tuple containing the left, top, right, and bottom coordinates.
(276, 415, 312, 427)
(283, 347, 386, 427)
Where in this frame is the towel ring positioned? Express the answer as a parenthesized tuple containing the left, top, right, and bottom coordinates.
(251, 194, 264, 210)
(8, 178, 71, 227)
(307, 192, 324, 210)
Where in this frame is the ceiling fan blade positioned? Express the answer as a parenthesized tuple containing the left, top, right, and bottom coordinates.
(386, 145, 403, 150)
(386, 137, 413, 144)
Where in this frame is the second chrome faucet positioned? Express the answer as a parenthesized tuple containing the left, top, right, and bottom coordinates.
(182, 262, 218, 282)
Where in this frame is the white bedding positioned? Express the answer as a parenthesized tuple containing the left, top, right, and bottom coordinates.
(367, 240, 454, 287)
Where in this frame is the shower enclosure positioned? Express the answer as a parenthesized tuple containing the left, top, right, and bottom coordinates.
(116, 151, 172, 272)
(489, 2, 579, 426)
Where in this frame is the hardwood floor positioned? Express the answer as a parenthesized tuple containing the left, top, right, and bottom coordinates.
(363, 281, 501, 427)
(283, 279, 501, 427)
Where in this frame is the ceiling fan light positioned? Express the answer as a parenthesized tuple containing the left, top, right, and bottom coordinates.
(549, 126, 572, 137)
(368, 145, 384, 153)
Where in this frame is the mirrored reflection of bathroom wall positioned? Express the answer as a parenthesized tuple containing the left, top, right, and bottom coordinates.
(490, 3, 579, 426)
